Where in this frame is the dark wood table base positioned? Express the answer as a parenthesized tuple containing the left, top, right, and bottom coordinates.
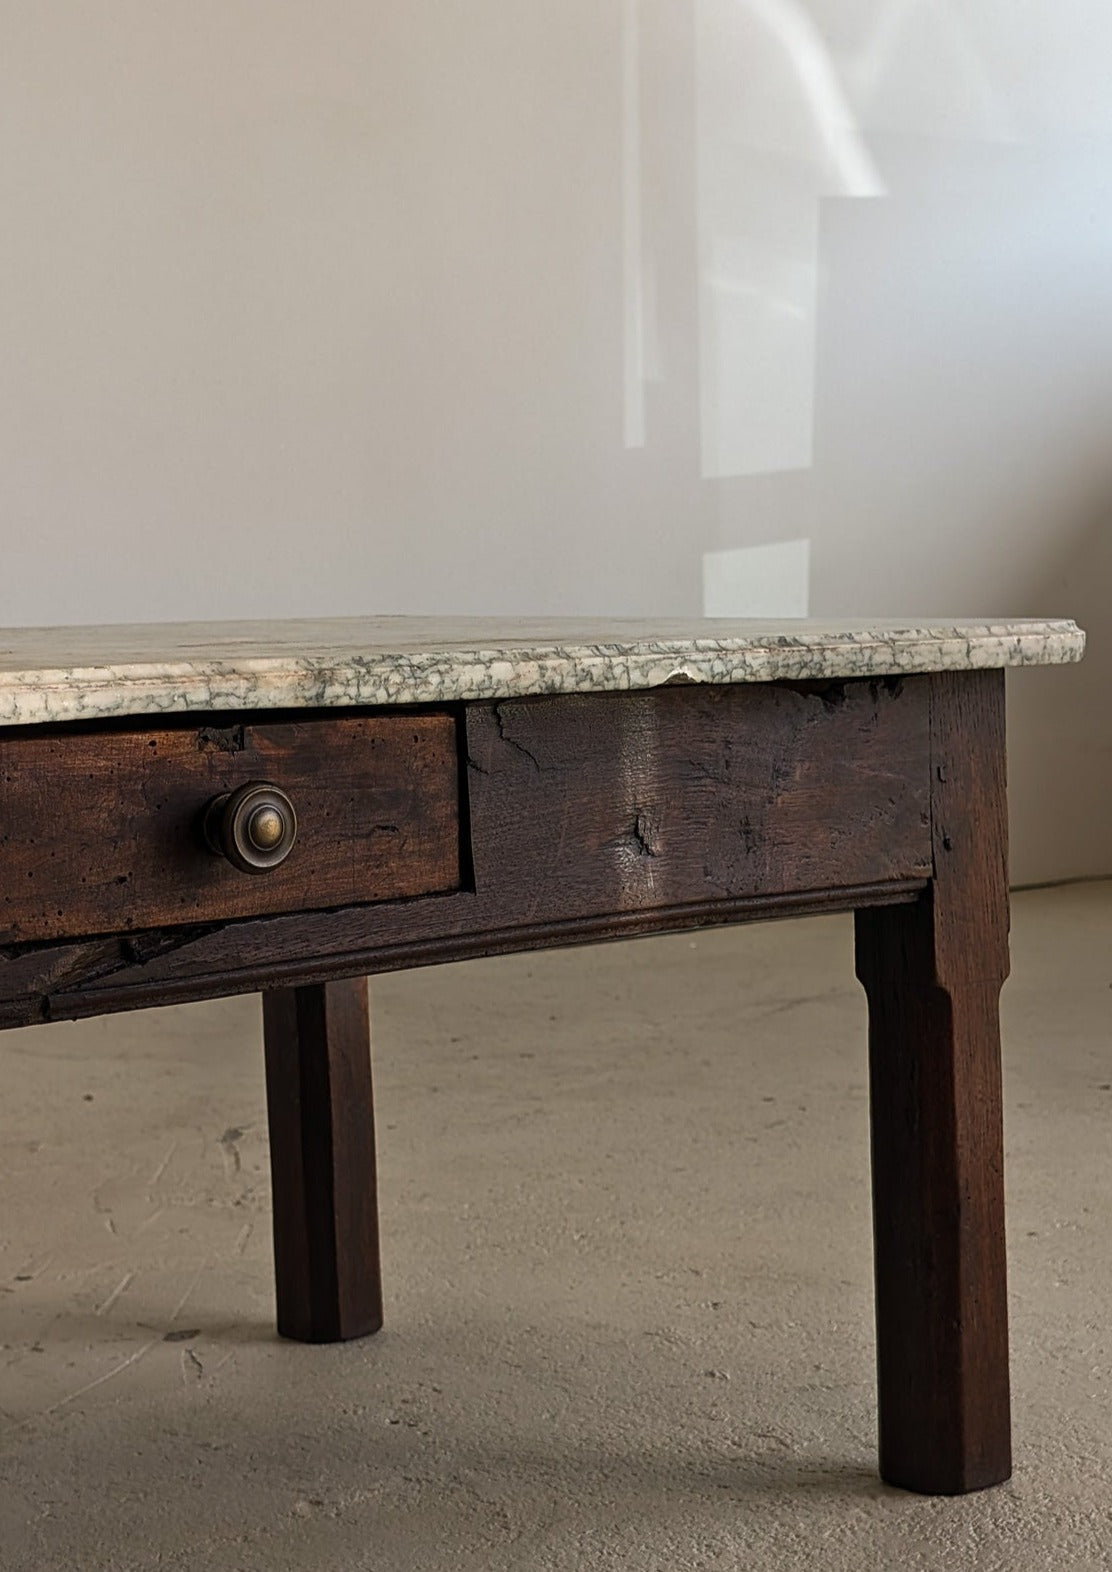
(0, 669, 1013, 1495)
(856, 672, 1010, 1494)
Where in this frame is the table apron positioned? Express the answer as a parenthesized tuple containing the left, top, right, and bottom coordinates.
(0, 677, 934, 1026)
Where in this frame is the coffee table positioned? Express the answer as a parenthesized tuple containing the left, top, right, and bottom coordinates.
(0, 616, 1084, 1494)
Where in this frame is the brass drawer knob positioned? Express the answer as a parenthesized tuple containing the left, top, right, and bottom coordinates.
(203, 781, 298, 874)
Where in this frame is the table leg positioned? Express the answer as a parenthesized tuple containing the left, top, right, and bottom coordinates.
(855, 670, 1011, 1494)
(262, 976, 383, 1343)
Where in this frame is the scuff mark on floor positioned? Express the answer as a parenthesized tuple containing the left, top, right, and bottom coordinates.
(22, 1339, 159, 1427)
(220, 1127, 244, 1175)
(181, 1346, 204, 1384)
(94, 1270, 134, 1317)
(148, 1141, 177, 1188)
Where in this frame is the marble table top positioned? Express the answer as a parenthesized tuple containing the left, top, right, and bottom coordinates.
(0, 617, 1085, 727)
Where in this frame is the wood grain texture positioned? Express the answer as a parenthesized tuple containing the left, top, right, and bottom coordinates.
(855, 668, 1011, 1494)
(0, 680, 932, 1024)
(0, 712, 461, 942)
(263, 976, 383, 1343)
(0, 881, 928, 1028)
(466, 681, 931, 909)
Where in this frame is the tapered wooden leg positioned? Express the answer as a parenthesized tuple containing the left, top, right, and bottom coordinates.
(262, 976, 383, 1343)
(855, 670, 1012, 1494)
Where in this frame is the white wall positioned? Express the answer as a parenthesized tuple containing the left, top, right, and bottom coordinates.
(1, 2, 1108, 880)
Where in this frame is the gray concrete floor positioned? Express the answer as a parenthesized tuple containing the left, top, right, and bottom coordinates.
(1, 882, 1111, 1570)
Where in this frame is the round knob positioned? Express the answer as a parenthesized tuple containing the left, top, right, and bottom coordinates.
(203, 781, 298, 874)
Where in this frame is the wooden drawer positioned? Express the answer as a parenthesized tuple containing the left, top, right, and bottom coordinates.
(0, 712, 461, 942)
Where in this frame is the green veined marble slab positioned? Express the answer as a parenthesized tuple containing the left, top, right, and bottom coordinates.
(0, 616, 1085, 726)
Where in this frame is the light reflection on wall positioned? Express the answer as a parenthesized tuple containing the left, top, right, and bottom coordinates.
(623, 0, 647, 449)
(694, 0, 882, 480)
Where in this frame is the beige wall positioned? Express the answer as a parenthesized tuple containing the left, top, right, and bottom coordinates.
(1, 3, 1108, 880)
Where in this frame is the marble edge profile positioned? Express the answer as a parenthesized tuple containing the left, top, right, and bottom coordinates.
(0, 622, 1086, 727)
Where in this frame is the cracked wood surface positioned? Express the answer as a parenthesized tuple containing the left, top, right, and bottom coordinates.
(0, 883, 930, 1028)
(0, 711, 461, 943)
(468, 682, 931, 911)
(0, 680, 932, 1025)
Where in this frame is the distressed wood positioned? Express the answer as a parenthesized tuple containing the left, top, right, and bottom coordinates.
(0, 711, 461, 942)
(855, 668, 1011, 1494)
(0, 679, 931, 1022)
(0, 879, 928, 1028)
(263, 976, 383, 1343)
(0, 665, 1026, 1491)
(466, 681, 931, 908)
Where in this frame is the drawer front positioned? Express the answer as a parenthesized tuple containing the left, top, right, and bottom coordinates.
(0, 712, 461, 942)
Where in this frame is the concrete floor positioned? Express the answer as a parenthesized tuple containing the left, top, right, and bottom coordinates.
(1, 882, 1111, 1570)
